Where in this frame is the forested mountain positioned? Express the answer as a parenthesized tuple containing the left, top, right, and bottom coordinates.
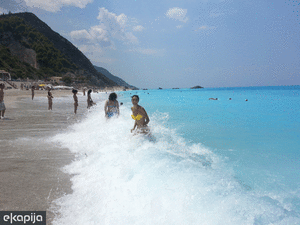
(94, 66, 137, 89)
(0, 12, 118, 87)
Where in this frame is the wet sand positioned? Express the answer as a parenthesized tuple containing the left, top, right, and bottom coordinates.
(3, 89, 74, 107)
(0, 89, 87, 224)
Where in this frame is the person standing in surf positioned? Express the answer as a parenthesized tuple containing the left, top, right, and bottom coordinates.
(0, 83, 6, 119)
(47, 89, 53, 110)
(87, 89, 96, 108)
(131, 95, 150, 134)
(72, 89, 78, 114)
(31, 86, 35, 100)
(104, 92, 119, 118)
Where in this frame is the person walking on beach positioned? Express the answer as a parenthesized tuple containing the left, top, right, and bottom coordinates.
(131, 95, 150, 134)
(72, 89, 78, 114)
(31, 86, 35, 100)
(0, 83, 6, 119)
(87, 89, 96, 109)
(104, 92, 119, 118)
(47, 90, 53, 110)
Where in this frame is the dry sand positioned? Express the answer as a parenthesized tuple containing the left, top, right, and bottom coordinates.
(0, 86, 127, 224)
(3, 89, 74, 108)
(0, 88, 81, 224)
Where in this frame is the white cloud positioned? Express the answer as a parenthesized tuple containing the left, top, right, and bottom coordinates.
(133, 25, 145, 32)
(71, 8, 140, 48)
(70, 30, 92, 41)
(0, 0, 27, 12)
(176, 25, 183, 29)
(129, 48, 165, 56)
(71, 27, 113, 47)
(23, 0, 93, 12)
(166, 7, 188, 23)
(124, 32, 139, 44)
(77, 44, 117, 64)
(194, 25, 216, 31)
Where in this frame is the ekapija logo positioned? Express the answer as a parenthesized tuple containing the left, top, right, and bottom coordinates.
(0, 211, 46, 225)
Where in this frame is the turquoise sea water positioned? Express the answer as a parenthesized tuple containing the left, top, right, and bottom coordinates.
(52, 86, 300, 224)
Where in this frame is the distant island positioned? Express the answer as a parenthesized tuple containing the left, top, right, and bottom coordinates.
(191, 86, 204, 89)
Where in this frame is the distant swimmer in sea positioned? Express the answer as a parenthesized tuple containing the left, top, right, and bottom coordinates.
(131, 95, 150, 135)
(47, 90, 53, 110)
(31, 86, 35, 100)
(87, 89, 96, 108)
(0, 83, 6, 119)
(209, 98, 218, 100)
(104, 92, 119, 118)
(72, 89, 78, 114)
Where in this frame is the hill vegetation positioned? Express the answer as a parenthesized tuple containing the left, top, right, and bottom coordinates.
(0, 13, 117, 87)
(0, 16, 77, 79)
(94, 65, 137, 89)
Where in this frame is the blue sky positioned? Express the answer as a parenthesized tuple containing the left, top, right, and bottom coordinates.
(1, 0, 300, 88)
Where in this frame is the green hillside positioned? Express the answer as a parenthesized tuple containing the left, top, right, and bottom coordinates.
(0, 16, 77, 80)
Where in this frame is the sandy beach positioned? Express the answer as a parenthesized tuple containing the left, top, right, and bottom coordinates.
(0, 84, 129, 224)
(0, 88, 86, 224)
(3, 88, 74, 107)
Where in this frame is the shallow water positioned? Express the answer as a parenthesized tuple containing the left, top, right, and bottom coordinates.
(51, 86, 300, 224)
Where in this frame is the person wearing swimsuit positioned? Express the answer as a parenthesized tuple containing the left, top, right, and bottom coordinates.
(47, 90, 53, 110)
(72, 89, 78, 114)
(104, 92, 119, 118)
(87, 89, 96, 108)
(131, 95, 150, 134)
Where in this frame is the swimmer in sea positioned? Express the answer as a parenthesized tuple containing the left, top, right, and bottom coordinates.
(104, 92, 119, 118)
(209, 98, 218, 100)
(131, 95, 150, 135)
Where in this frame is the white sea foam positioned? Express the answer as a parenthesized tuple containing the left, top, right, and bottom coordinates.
(50, 93, 300, 225)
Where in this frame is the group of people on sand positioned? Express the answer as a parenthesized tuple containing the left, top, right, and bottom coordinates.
(103, 92, 150, 135)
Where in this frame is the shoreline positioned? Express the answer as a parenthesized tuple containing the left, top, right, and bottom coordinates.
(0, 89, 88, 224)
(3, 89, 74, 108)
(0, 85, 127, 224)
(2, 85, 129, 108)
